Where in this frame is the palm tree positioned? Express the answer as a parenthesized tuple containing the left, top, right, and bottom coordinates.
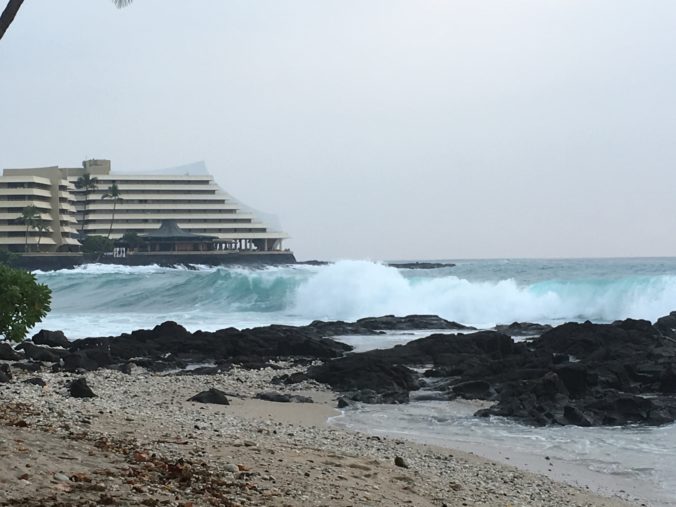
(1, 1, 132, 42)
(102, 182, 122, 239)
(34, 220, 51, 251)
(74, 172, 99, 236)
(17, 205, 39, 252)
(0, 0, 22, 41)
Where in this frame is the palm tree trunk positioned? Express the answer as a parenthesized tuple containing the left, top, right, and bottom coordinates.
(107, 200, 117, 239)
(0, 0, 24, 41)
(24, 222, 29, 253)
(37, 231, 42, 251)
(80, 194, 88, 235)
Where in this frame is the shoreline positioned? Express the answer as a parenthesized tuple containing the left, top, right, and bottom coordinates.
(10, 251, 298, 271)
(330, 411, 662, 507)
(0, 364, 635, 506)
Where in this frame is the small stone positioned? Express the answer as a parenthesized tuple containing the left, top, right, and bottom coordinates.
(394, 456, 408, 468)
(224, 463, 239, 473)
(53, 473, 70, 482)
(69, 378, 96, 398)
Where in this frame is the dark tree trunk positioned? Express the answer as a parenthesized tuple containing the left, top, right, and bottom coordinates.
(0, 0, 25, 41)
(107, 200, 117, 239)
(80, 193, 88, 235)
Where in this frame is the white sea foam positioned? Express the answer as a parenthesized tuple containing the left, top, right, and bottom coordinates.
(292, 260, 676, 326)
(34, 259, 676, 335)
(34, 263, 178, 275)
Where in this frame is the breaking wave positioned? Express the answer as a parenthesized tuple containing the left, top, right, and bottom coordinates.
(37, 259, 676, 330)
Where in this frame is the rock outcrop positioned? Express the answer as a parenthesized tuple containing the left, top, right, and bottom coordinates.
(15, 312, 676, 427)
(67, 321, 352, 371)
(355, 315, 474, 331)
(493, 322, 552, 337)
(31, 329, 69, 348)
(309, 315, 676, 427)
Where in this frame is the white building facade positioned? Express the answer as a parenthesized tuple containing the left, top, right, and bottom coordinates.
(0, 170, 80, 252)
(0, 159, 288, 253)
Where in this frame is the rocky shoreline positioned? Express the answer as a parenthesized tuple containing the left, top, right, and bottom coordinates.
(4, 313, 675, 428)
(2, 312, 675, 505)
(1, 362, 631, 506)
(307, 314, 676, 426)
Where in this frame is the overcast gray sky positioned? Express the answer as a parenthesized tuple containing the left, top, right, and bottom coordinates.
(1, 0, 675, 260)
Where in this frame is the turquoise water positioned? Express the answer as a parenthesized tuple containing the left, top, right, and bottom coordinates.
(36, 257, 676, 337)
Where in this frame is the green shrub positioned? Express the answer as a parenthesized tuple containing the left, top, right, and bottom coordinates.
(119, 231, 142, 248)
(0, 264, 51, 343)
(0, 249, 19, 266)
(82, 236, 114, 254)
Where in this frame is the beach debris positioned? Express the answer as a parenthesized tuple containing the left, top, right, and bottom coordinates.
(187, 387, 229, 405)
(70, 472, 92, 482)
(69, 377, 96, 398)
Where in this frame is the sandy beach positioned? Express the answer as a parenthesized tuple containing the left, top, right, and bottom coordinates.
(0, 362, 637, 507)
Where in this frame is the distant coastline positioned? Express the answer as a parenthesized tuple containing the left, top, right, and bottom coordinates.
(11, 254, 460, 271)
(10, 251, 297, 271)
(298, 260, 455, 269)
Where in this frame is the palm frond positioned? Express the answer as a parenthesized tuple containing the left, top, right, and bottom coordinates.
(112, 0, 133, 8)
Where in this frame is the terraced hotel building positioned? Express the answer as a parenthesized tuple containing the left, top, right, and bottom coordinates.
(0, 159, 288, 253)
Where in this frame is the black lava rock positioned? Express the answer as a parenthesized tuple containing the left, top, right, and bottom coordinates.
(0, 364, 11, 383)
(11, 362, 42, 373)
(32, 329, 69, 348)
(69, 378, 96, 398)
(0, 342, 21, 361)
(20, 342, 67, 363)
(188, 388, 230, 405)
(255, 391, 313, 403)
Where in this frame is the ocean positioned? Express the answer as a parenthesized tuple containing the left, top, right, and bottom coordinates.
(35, 257, 676, 505)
